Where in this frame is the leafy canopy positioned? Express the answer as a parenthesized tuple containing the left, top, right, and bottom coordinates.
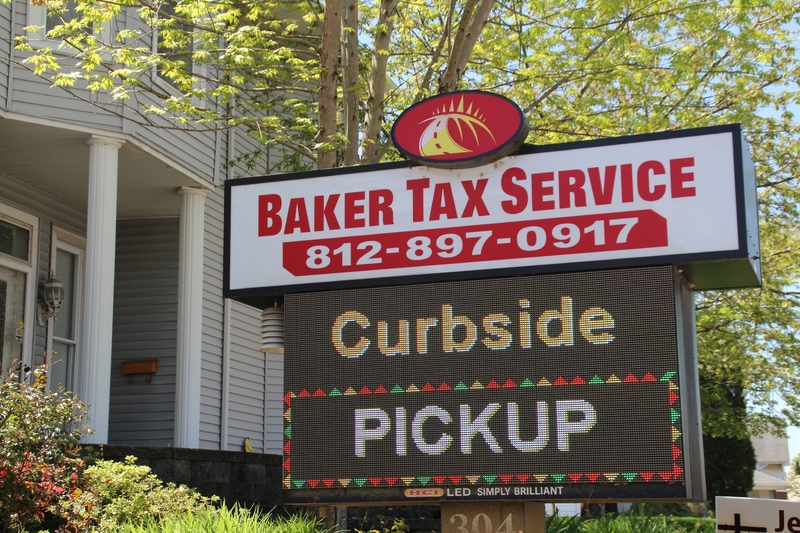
(15, 0, 800, 437)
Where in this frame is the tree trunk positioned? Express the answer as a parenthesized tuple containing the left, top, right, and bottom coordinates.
(318, 0, 342, 169)
(360, 0, 399, 164)
(438, 0, 494, 94)
(580, 503, 605, 519)
(341, 0, 359, 166)
(451, 0, 494, 87)
(413, 0, 456, 103)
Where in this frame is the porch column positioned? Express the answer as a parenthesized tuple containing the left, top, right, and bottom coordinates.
(80, 135, 124, 444)
(174, 186, 209, 448)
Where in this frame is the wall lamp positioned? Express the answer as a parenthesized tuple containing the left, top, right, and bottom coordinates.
(37, 275, 66, 326)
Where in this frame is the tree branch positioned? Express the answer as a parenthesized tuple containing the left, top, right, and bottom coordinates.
(360, 0, 399, 164)
(341, 0, 359, 166)
(317, 0, 341, 169)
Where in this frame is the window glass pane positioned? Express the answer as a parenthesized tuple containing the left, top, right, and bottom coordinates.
(0, 219, 29, 261)
(50, 340, 74, 393)
(157, 0, 193, 87)
(53, 249, 76, 340)
(0, 265, 26, 373)
(46, 0, 79, 32)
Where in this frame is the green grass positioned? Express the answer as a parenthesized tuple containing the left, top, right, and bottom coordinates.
(547, 511, 715, 533)
(115, 502, 716, 533)
(117, 504, 321, 533)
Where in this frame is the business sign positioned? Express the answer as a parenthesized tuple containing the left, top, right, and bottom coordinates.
(716, 497, 800, 533)
(282, 265, 705, 504)
(391, 91, 529, 168)
(224, 125, 760, 303)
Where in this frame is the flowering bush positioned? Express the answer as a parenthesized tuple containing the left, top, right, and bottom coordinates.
(0, 362, 89, 532)
(58, 456, 215, 532)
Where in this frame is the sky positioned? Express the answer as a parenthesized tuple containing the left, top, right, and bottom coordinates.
(789, 426, 799, 464)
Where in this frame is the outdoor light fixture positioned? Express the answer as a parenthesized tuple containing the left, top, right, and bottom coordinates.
(37, 275, 66, 326)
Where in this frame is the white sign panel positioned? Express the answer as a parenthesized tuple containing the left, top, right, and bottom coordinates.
(717, 497, 800, 533)
(225, 125, 759, 297)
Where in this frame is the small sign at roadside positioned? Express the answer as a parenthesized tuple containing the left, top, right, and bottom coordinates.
(717, 497, 800, 533)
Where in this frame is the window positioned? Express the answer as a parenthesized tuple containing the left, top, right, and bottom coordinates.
(47, 228, 84, 393)
(0, 204, 38, 374)
(27, 0, 112, 45)
(0, 219, 30, 261)
(155, 0, 193, 89)
(0, 267, 27, 372)
(46, 0, 79, 32)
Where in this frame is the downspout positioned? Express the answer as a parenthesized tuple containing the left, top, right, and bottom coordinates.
(220, 298, 231, 450)
(212, 96, 223, 184)
(260, 304, 284, 454)
(213, 127, 222, 185)
(7, 0, 16, 110)
(220, 92, 235, 450)
(226, 97, 236, 181)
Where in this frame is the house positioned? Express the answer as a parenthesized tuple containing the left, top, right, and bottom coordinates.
(0, 0, 284, 456)
(748, 434, 791, 499)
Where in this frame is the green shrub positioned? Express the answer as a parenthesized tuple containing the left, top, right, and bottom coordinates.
(546, 510, 716, 533)
(547, 514, 582, 533)
(58, 456, 216, 532)
(703, 433, 756, 509)
(354, 517, 409, 533)
(578, 514, 691, 533)
(670, 517, 716, 533)
(0, 362, 89, 532)
(116, 504, 321, 533)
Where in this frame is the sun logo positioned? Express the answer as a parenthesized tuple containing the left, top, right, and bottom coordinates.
(418, 96, 495, 157)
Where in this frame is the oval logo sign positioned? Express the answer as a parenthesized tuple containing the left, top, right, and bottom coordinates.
(404, 488, 444, 498)
(392, 91, 529, 169)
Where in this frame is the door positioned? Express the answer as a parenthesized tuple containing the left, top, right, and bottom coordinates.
(0, 210, 35, 374)
(0, 265, 26, 372)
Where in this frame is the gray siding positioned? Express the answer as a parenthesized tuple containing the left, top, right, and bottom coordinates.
(224, 130, 285, 454)
(129, 110, 218, 182)
(230, 125, 273, 178)
(0, 2, 11, 110)
(7, 0, 122, 129)
(109, 218, 179, 446)
(226, 300, 265, 452)
(11, 0, 23, 44)
(1, 0, 288, 448)
(203, 170, 283, 452)
(200, 188, 224, 448)
(0, 172, 86, 367)
(6, 60, 221, 182)
(3, 0, 219, 182)
(116, 8, 219, 180)
(10, 68, 123, 131)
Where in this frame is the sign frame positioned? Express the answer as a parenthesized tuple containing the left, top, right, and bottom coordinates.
(281, 266, 705, 505)
(224, 124, 759, 308)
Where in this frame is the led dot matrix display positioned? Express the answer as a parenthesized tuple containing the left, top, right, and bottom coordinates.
(284, 265, 702, 503)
